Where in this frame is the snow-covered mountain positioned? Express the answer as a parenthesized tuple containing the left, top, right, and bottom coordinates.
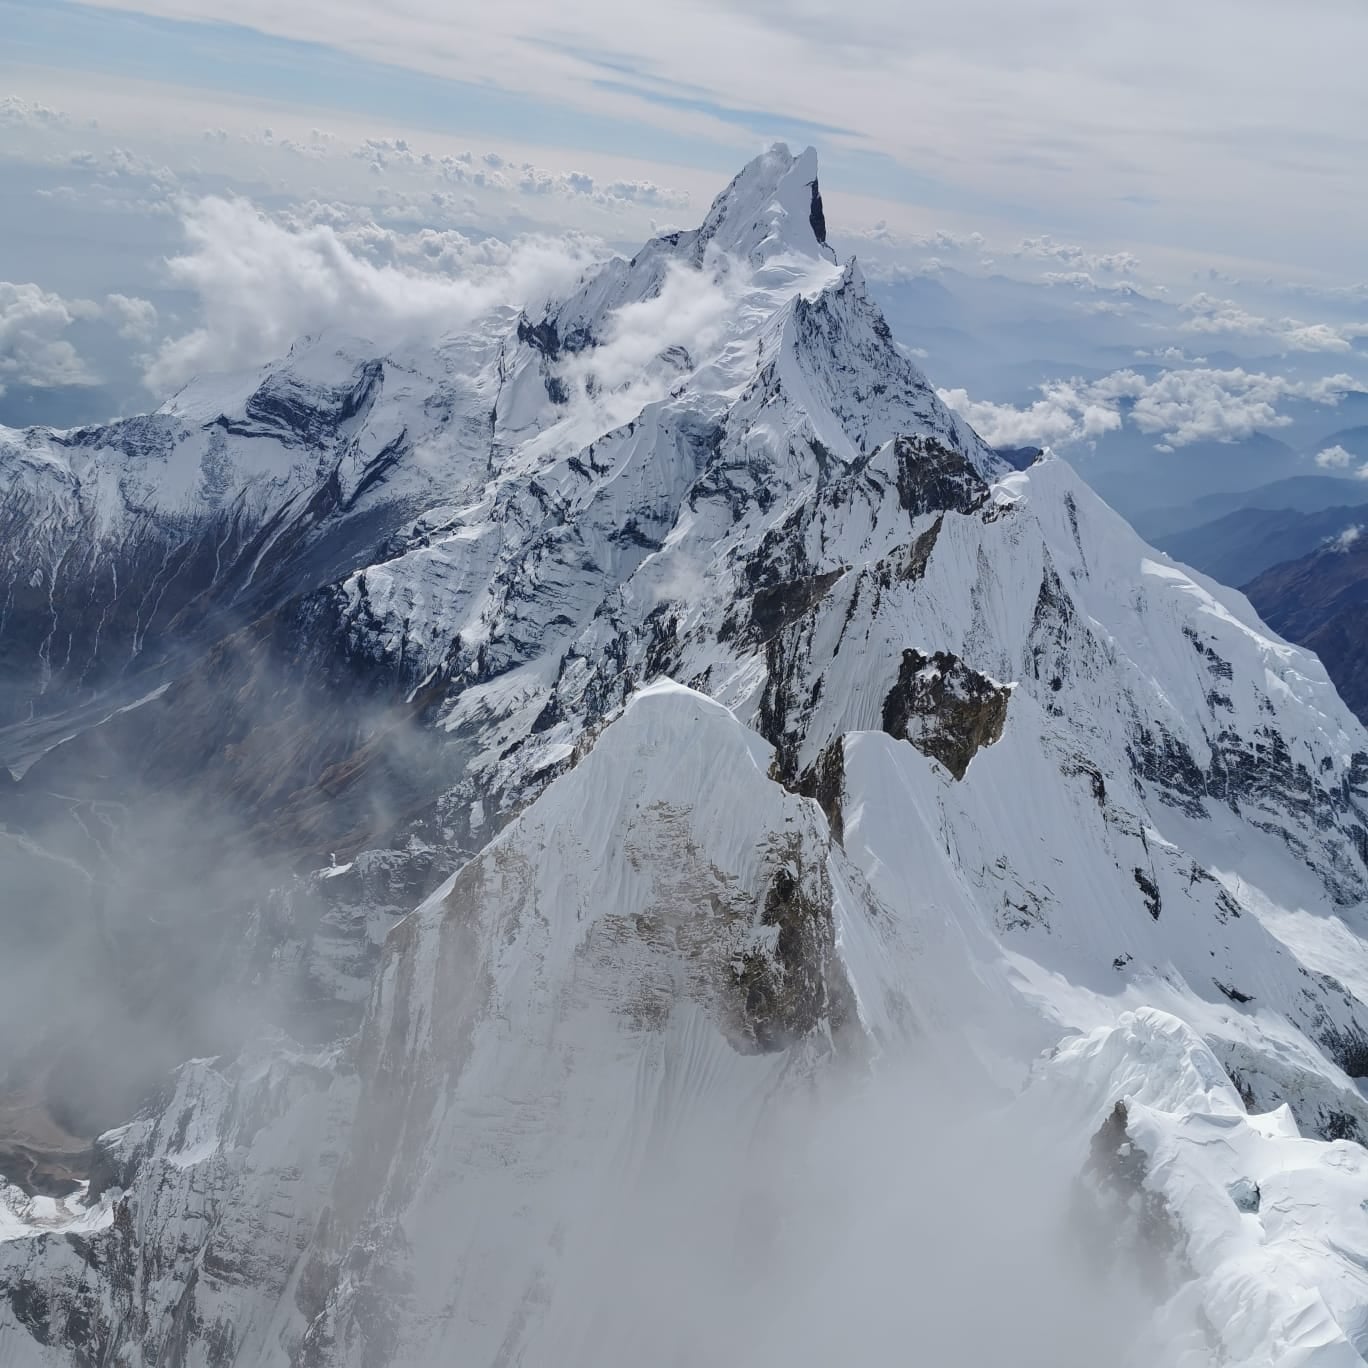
(3, 144, 1368, 1366)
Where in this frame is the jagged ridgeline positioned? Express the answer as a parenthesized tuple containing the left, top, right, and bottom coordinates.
(2, 145, 1368, 1366)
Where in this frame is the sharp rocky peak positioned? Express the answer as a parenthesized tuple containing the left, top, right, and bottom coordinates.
(694, 142, 831, 264)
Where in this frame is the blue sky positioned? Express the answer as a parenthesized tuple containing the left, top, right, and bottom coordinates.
(3, 0, 746, 169)
(5, 0, 1362, 273)
(1, 0, 1060, 228)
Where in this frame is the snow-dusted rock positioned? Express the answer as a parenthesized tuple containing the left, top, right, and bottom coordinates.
(1, 144, 1368, 1364)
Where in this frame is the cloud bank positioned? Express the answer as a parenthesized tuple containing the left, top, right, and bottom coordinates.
(1181, 293, 1368, 354)
(144, 197, 606, 393)
(941, 368, 1361, 450)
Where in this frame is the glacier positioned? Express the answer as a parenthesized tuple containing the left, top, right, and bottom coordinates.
(0, 143, 1367, 1365)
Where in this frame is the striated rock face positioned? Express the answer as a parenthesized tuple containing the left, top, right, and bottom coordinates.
(2, 144, 1368, 1365)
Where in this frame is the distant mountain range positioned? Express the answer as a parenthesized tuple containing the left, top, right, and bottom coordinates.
(1154, 501, 1368, 587)
(1136, 470, 1368, 726)
(1136, 473, 1368, 542)
(1246, 531, 1368, 724)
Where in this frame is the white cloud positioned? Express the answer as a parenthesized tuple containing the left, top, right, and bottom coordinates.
(1180, 292, 1368, 353)
(1315, 444, 1354, 470)
(1017, 236, 1140, 275)
(1095, 366, 1358, 445)
(104, 292, 158, 340)
(143, 196, 607, 394)
(0, 281, 103, 395)
(65, 146, 178, 188)
(1331, 525, 1362, 552)
(348, 135, 689, 210)
(940, 366, 1363, 449)
(1134, 346, 1206, 364)
(600, 178, 690, 208)
(0, 95, 72, 129)
(0, 283, 167, 396)
(853, 225, 986, 254)
(1281, 321, 1368, 353)
(935, 384, 1121, 449)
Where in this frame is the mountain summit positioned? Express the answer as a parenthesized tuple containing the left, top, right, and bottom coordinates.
(695, 142, 832, 261)
(2, 150, 1368, 1366)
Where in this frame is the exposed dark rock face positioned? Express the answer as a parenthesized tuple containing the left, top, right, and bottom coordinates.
(1, 1049, 353, 1368)
(748, 568, 847, 644)
(1028, 560, 1102, 704)
(891, 435, 990, 519)
(516, 315, 562, 358)
(0, 390, 421, 737)
(1126, 711, 1368, 904)
(734, 839, 857, 1052)
(236, 358, 385, 446)
(794, 737, 846, 847)
(807, 178, 828, 244)
(1127, 724, 1209, 818)
(1079, 1100, 1186, 1297)
(881, 649, 1011, 780)
(1133, 867, 1162, 920)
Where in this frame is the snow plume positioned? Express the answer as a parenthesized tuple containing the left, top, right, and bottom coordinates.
(551, 253, 744, 442)
(144, 196, 605, 395)
(942, 366, 1362, 449)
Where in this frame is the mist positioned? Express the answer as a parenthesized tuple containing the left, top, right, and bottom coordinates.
(409, 1044, 1197, 1368)
(0, 626, 468, 1196)
(0, 647, 1203, 1366)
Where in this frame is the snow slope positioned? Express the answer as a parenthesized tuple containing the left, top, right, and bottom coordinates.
(1, 144, 1367, 1365)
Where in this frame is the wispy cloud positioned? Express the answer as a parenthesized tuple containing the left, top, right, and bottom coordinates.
(143, 196, 606, 393)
